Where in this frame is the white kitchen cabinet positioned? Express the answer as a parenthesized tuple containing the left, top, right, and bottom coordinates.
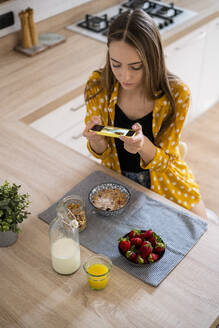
(31, 95, 101, 163)
(165, 25, 207, 124)
(165, 17, 219, 125)
(197, 17, 219, 114)
(31, 95, 85, 138)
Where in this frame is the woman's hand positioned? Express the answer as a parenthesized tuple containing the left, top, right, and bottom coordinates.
(119, 122, 156, 165)
(83, 116, 108, 154)
(119, 123, 145, 154)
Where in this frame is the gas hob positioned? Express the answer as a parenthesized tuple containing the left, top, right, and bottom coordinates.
(67, 0, 197, 42)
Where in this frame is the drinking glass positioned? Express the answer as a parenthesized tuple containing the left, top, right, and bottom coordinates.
(83, 254, 112, 290)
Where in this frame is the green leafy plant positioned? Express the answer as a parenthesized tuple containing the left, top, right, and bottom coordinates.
(0, 181, 31, 233)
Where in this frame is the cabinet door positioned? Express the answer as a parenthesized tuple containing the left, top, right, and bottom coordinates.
(197, 17, 219, 114)
(31, 95, 85, 138)
(30, 95, 101, 163)
(165, 26, 207, 124)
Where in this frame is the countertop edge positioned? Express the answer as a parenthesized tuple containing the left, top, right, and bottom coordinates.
(163, 5, 219, 46)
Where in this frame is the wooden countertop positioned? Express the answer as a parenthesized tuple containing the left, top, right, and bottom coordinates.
(0, 1, 219, 327)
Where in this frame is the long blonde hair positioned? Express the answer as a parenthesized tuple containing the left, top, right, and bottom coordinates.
(85, 9, 179, 144)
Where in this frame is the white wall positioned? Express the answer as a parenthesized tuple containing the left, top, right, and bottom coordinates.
(0, 0, 91, 38)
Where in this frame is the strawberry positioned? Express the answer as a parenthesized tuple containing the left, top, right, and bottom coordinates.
(118, 238, 131, 253)
(147, 233, 159, 246)
(148, 253, 160, 263)
(140, 240, 147, 250)
(140, 241, 153, 258)
(136, 255, 144, 264)
(129, 229, 141, 239)
(126, 250, 137, 262)
(154, 242, 165, 254)
(140, 229, 153, 240)
(130, 244, 136, 251)
(130, 237, 142, 247)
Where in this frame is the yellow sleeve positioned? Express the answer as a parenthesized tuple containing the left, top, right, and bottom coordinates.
(84, 71, 111, 159)
(84, 71, 102, 125)
(140, 82, 190, 172)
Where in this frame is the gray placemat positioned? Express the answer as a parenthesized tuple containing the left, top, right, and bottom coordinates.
(39, 170, 208, 287)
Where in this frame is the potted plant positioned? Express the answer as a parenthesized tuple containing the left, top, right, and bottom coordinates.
(0, 181, 31, 247)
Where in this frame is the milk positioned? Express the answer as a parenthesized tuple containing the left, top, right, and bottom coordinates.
(51, 237, 80, 274)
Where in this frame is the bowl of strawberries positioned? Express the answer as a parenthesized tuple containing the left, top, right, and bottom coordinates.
(118, 229, 166, 264)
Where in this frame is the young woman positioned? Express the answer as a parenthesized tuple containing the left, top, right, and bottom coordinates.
(83, 9, 207, 220)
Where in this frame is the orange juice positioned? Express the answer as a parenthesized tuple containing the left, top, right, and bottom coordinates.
(87, 263, 110, 290)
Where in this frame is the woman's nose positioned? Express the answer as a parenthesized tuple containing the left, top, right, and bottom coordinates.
(120, 68, 131, 81)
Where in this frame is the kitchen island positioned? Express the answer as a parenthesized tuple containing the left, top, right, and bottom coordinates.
(0, 0, 219, 327)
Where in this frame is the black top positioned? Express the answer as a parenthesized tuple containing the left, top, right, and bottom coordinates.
(114, 103, 154, 173)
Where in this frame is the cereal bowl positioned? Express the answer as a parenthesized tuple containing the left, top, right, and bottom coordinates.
(88, 182, 131, 216)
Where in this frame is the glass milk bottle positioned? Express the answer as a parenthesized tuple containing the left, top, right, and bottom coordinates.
(49, 211, 80, 275)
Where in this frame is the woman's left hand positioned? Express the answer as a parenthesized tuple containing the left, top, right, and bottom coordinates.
(119, 123, 145, 154)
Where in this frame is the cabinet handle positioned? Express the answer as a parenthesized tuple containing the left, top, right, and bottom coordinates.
(72, 132, 83, 139)
(70, 103, 85, 112)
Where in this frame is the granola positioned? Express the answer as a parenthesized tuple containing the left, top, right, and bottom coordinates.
(92, 187, 127, 211)
(67, 201, 86, 232)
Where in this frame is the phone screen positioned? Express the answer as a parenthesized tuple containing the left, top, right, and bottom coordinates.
(91, 125, 104, 132)
(90, 125, 136, 138)
(126, 130, 136, 137)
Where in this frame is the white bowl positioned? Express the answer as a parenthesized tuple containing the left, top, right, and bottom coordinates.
(88, 182, 131, 216)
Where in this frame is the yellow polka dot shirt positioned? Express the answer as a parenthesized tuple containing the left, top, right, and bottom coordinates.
(85, 71, 200, 210)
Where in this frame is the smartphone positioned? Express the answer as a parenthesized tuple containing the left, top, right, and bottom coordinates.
(89, 125, 136, 138)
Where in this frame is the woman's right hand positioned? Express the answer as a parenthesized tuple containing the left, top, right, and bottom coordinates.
(83, 116, 108, 155)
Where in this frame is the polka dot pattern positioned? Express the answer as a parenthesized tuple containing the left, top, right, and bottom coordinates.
(85, 71, 201, 210)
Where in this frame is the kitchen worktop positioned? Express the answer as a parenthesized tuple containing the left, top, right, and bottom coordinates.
(0, 1, 219, 327)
